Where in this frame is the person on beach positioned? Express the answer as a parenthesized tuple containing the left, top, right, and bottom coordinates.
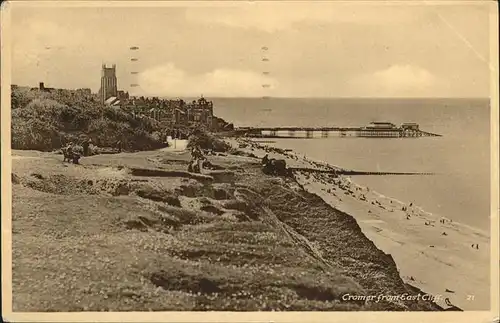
(444, 298, 463, 311)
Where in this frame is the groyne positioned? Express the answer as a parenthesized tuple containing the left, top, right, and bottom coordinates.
(290, 167, 436, 176)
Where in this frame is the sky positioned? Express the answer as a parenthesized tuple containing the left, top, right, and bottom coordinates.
(8, 1, 494, 98)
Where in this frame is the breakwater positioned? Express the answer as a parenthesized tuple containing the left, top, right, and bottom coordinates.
(290, 167, 436, 176)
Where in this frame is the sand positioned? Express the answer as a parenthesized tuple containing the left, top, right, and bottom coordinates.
(229, 137, 491, 311)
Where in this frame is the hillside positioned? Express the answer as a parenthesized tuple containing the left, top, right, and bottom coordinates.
(11, 147, 444, 311)
(11, 86, 166, 152)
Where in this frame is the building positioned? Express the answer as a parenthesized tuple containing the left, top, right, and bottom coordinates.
(364, 122, 397, 130)
(401, 123, 419, 131)
(117, 90, 129, 101)
(104, 96, 120, 106)
(38, 82, 55, 92)
(172, 97, 213, 127)
(117, 94, 216, 130)
(76, 88, 92, 95)
(99, 64, 118, 104)
(359, 121, 399, 138)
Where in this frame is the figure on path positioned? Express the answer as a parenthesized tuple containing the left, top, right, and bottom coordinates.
(262, 154, 269, 166)
(82, 138, 90, 156)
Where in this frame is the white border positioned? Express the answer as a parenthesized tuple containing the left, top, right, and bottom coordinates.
(1, 1, 498, 322)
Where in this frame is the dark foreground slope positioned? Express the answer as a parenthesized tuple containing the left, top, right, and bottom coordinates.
(11, 149, 442, 311)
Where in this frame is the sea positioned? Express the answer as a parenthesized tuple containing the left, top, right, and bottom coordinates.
(211, 98, 492, 232)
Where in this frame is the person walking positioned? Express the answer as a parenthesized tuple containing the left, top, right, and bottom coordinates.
(82, 138, 90, 157)
(116, 140, 122, 153)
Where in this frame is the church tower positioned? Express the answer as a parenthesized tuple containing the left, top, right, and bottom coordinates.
(99, 64, 118, 104)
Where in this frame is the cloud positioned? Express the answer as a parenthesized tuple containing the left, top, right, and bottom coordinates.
(373, 64, 437, 89)
(138, 63, 278, 97)
(185, 4, 420, 32)
(349, 65, 439, 97)
(9, 5, 490, 98)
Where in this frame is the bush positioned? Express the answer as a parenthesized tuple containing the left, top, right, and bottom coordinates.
(11, 88, 165, 152)
(187, 130, 231, 153)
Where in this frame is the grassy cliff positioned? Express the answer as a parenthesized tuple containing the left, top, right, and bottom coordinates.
(11, 147, 443, 311)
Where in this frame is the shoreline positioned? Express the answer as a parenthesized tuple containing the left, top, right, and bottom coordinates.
(228, 137, 490, 311)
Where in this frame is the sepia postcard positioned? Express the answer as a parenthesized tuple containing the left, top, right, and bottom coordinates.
(1, 1, 499, 322)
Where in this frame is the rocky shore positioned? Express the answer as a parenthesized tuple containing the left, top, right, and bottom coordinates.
(11, 140, 444, 311)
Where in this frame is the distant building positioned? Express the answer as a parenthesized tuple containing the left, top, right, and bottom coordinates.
(117, 90, 129, 101)
(104, 96, 120, 106)
(401, 123, 419, 131)
(173, 107, 187, 124)
(38, 82, 55, 92)
(76, 88, 92, 95)
(99, 64, 118, 104)
(171, 97, 213, 127)
(364, 122, 397, 130)
(118, 94, 216, 130)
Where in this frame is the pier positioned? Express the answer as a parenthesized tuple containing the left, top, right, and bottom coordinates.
(233, 124, 442, 139)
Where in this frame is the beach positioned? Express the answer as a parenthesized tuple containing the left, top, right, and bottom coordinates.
(229, 137, 490, 311)
(213, 97, 491, 232)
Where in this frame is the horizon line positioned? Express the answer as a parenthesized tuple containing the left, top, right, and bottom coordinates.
(10, 85, 489, 100)
(158, 96, 490, 100)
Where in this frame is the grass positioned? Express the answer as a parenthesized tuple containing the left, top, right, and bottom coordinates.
(11, 148, 443, 312)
